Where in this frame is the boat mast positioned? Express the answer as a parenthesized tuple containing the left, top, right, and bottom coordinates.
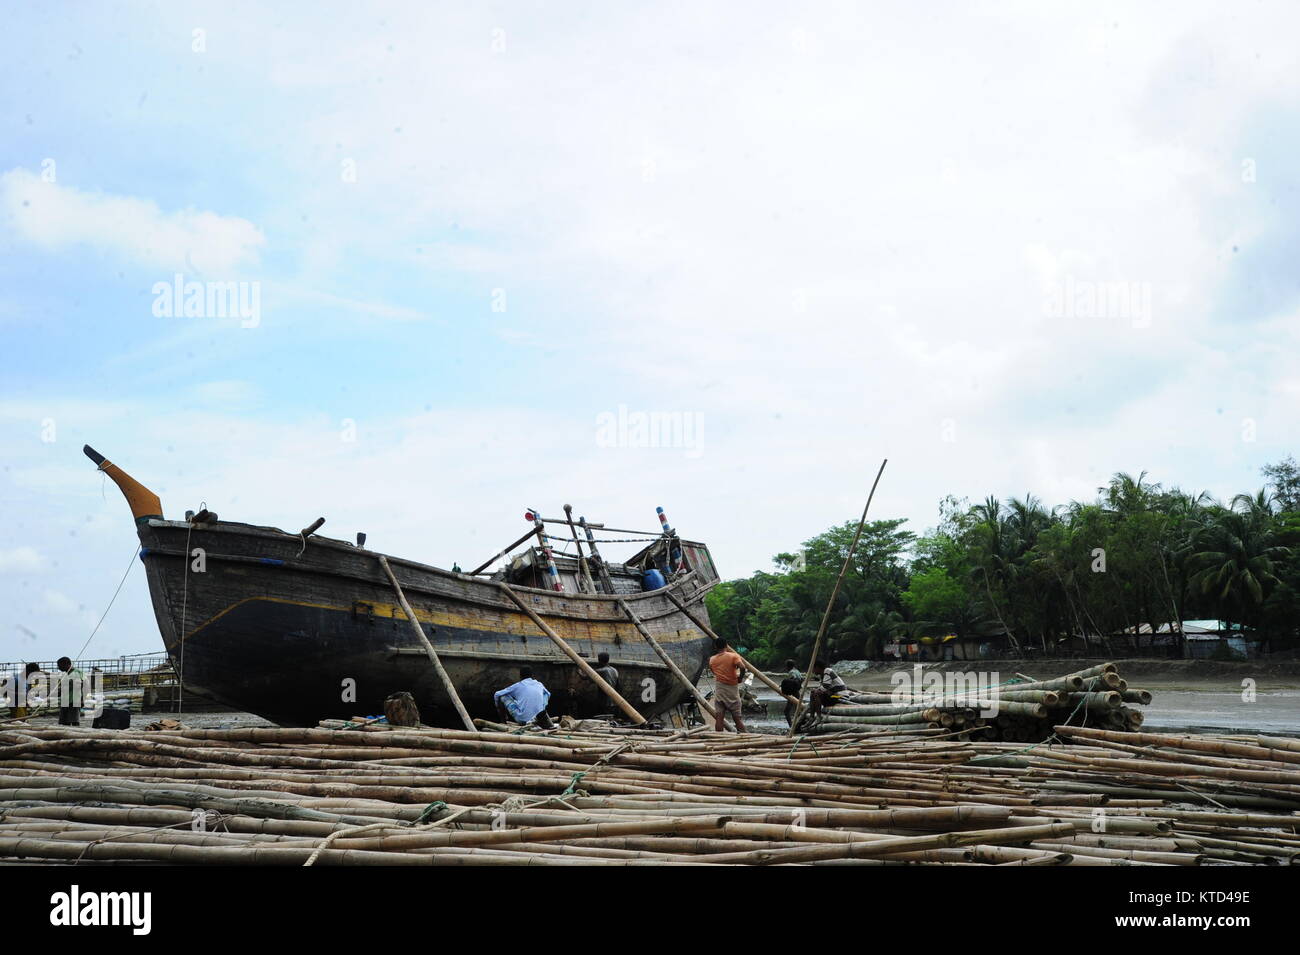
(563, 503, 597, 593)
(526, 509, 564, 591)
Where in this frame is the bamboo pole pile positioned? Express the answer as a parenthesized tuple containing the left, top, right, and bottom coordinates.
(815, 662, 1151, 742)
(0, 720, 1295, 866)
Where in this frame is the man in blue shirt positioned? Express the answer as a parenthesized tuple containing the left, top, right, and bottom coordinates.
(493, 667, 554, 729)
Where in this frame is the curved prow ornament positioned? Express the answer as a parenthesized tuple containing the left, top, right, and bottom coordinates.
(83, 445, 164, 525)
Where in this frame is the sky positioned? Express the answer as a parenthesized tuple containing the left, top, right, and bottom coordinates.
(1, 1, 1297, 663)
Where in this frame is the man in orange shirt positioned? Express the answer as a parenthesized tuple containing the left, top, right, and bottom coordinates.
(707, 638, 746, 733)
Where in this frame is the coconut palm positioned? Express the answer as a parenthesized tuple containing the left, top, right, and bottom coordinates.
(1190, 494, 1290, 628)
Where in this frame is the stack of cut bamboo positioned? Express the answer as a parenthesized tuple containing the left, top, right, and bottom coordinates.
(0, 720, 1295, 865)
(814, 663, 1150, 742)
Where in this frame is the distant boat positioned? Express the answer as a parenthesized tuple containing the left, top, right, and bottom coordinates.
(84, 445, 720, 726)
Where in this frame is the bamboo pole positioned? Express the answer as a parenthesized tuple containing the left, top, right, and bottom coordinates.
(497, 583, 646, 724)
(615, 598, 718, 721)
(3, 706, 1297, 868)
(580, 517, 616, 594)
(378, 555, 475, 732)
(563, 504, 597, 594)
(661, 589, 799, 706)
(467, 529, 537, 576)
(788, 458, 888, 735)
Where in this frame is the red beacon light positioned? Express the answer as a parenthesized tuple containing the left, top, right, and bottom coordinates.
(524, 511, 536, 522)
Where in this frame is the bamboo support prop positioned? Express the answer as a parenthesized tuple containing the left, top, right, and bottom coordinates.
(616, 598, 718, 721)
(378, 555, 475, 732)
(788, 458, 888, 736)
(661, 589, 800, 706)
(496, 582, 646, 724)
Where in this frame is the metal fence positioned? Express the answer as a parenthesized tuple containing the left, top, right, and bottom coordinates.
(1, 652, 175, 689)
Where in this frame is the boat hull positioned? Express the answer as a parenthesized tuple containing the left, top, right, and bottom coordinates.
(136, 520, 714, 726)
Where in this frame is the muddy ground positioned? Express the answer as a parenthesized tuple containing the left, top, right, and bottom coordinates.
(13, 658, 1296, 736)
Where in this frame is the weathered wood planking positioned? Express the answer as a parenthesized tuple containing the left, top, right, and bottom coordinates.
(138, 519, 716, 726)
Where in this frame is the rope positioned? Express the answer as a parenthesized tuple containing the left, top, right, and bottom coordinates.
(301, 820, 403, 866)
(786, 735, 818, 760)
(72, 811, 232, 865)
(177, 516, 196, 716)
(74, 543, 141, 661)
(560, 739, 637, 795)
(415, 801, 447, 823)
(966, 676, 1104, 763)
(299, 744, 641, 865)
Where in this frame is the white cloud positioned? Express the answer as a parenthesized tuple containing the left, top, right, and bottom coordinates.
(4, 1, 1300, 659)
(0, 168, 265, 274)
(266, 283, 433, 323)
(42, 589, 82, 616)
(0, 547, 47, 573)
(191, 380, 262, 410)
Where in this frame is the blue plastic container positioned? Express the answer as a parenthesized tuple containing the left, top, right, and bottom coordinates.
(641, 568, 666, 591)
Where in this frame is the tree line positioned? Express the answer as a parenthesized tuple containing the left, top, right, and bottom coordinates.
(706, 458, 1300, 665)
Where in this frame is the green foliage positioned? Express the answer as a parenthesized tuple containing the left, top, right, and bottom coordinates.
(901, 568, 965, 630)
(715, 458, 1300, 665)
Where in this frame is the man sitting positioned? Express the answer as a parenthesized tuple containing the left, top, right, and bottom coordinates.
(493, 666, 555, 729)
(809, 662, 847, 715)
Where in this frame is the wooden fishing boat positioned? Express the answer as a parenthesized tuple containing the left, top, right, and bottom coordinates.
(84, 446, 720, 727)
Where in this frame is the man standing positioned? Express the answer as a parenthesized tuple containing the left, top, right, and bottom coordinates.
(708, 638, 746, 733)
(780, 658, 804, 726)
(592, 652, 619, 692)
(3, 664, 23, 718)
(493, 666, 554, 729)
(54, 657, 84, 726)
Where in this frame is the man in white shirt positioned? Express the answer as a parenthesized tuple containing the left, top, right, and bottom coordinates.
(810, 663, 847, 714)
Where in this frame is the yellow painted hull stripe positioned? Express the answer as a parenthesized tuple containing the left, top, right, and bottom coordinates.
(182, 594, 706, 647)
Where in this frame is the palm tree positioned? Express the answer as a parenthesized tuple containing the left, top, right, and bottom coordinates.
(1190, 493, 1290, 629)
(1005, 495, 1057, 649)
(1157, 489, 1214, 654)
(967, 497, 1022, 653)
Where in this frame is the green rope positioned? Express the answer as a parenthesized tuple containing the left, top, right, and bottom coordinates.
(415, 800, 448, 824)
(966, 675, 1104, 764)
